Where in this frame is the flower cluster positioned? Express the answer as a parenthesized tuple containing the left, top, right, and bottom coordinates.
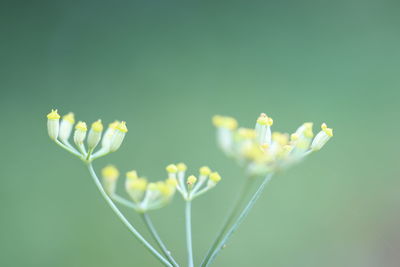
(102, 165, 177, 212)
(45, 108, 334, 267)
(46, 109, 128, 161)
(165, 163, 222, 201)
(213, 113, 333, 175)
(101, 163, 222, 212)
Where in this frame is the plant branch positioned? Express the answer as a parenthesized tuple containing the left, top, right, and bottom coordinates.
(205, 173, 273, 266)
(142, 213, 180, 267)
(87, 163, 172, 267)
(200, 177, 255, 266)
(185, 201, 194, 267)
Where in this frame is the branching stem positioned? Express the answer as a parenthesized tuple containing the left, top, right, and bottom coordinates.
(205, 173, 273, 266)
(87, 163, 172, 267)
(185, 201, 194, 267)
(200, 177, 255, 266)
(142, 213, 180, 267)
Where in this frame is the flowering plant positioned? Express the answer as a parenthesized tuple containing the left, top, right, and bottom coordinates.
(46, 109, 333, 266)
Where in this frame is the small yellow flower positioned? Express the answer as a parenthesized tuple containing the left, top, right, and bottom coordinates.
(166, 164, 178, 173)
(109, 120, 120, 129)
(177, 163, 187, 172)
(91, 120, 103, 132)
(75, 121, 87, 132)
(187, 175, 197, 185)
(47, 109, 60, 120)
(321, 123, 333, 137)
(128, 178, 148, 191)
(126, 170, 138, 180)
(199, 166, 211, 176)
(256, 113, 273, 126)
(212, 115, 238, 130)
(63, 112, 75, 124)
(102, 165, 119, 180)
(209, 172, 221, 183)
(116, 121, 128, 133)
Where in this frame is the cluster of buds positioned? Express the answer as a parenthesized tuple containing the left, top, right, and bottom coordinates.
(46, 109, 128, 162)
(165, 163, 222, 201)
(213, 113, 333, 175)
(102, 166, 177, 212)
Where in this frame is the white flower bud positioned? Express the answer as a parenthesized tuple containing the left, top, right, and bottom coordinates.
(87, 120, 103, 150)
(102, 165, 119, 195)
(311, 123, 333, 151)
(73, 121, 87, 146)
(100, 121, 119, 152)
(59, 112, 75, 141)
(255, 113, 273, 145)
(126, 177, 147, 203)
(212, 115, 237, 155)
(47, 109, 60, 140)
(109, 121, 128, 152)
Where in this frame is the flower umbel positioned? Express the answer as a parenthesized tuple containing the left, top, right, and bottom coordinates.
(213, 113, 334, 175)
(101, 166, 177, 212)
(166, 163, 222, 201)
(46, 109, 128, 162)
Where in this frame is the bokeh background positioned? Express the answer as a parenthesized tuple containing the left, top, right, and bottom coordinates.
(1, 0, 399, 266)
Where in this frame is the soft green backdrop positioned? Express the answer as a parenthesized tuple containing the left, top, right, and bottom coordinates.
(1, 0, 399, 266)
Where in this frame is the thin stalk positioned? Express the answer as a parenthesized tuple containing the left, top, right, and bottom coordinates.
(205, 173, 273, 266)
(87, 163, 172, 267)
(142, 213, 180, 267)
(112, 194, 137, 209)
(200, 178, 255, 266)
(185, 201, 194, 267)
(54, 139, 82, 158)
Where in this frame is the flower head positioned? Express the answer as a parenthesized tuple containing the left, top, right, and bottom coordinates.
(123, 169, 176, 212)
(46, 109, 128, 162)
(167, 163, 222, 201)
(213, 113, 334, 175)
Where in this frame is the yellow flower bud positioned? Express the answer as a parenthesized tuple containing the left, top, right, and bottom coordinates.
(177, 162, 187, 172)
(102, 165, 119, 180)
(102, 165, 119, 195)
(74, 121, 87, 145)
(166, 164, 178, 173)
(126, 170, 138, 180)
(47, 109, 60, 120)
(187, 175, 197, 185)
(59, 112, 75, 141)
(209, 172, 221, 183)
(87, 120, 103, 150)
(47, 109, 60, 140)
(199, 166, 211, 176)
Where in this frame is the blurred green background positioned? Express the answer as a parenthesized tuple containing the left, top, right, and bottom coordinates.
(1, 0, 399, 266)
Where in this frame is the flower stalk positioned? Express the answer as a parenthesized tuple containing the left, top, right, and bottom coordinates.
(200, 177, 255, 267)
(204, 173, 273, 266)
(185, 201, 194, 267)
(141, 213, 180, 267)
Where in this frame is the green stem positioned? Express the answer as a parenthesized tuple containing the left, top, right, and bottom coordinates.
(200, 178, 255, 267)
(205, 173, 273, 266)
(54, 139, 82, 158)
(87, 163, 172, 267)
(142, 213, 180, 267)
(185, 201, 194, 267)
